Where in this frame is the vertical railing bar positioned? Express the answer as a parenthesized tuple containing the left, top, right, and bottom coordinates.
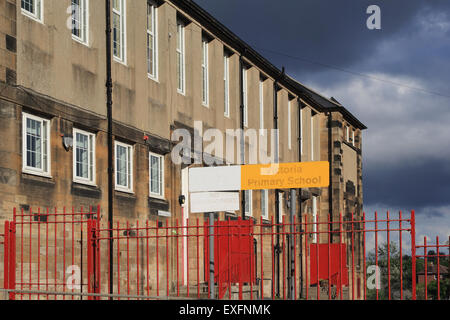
(399, 210, 403, 300)
(436, 236, 440, 300)
(260, 216, 264, 300)
(387, 211, 391, 300)
(305, 214, 309, 300)
(117, 221, 120, 300)
(328, 213, 331, 300)
(339, 212, 343, 300)
(351, 211, 355, 301)
(424, 237, 427, 300)
(363, 212, 366, 300)
(37, 207, 41, 300)
(316, 214, 319, 301)
(137, 220, 140, 297)
(146, 221, 149, 297)
(375, 211, 379, 300)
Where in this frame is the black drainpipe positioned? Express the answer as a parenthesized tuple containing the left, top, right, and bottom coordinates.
(273, 67, 284, 298)
(297, 98, 304, 298)
(328, 112, 333, 240)
(105, 0, 114, 297)
(239, 53, 245, 219)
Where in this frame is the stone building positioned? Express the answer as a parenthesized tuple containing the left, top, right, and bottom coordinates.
(0, 0, 366, 299)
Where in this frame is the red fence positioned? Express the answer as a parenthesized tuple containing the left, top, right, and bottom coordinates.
(416, 236, 450, 300)
(2, 207, 448, 300)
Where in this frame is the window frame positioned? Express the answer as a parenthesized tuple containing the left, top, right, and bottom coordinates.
(310, 114, 314, 161)
(224, 54, 230, 118)
(259, 78, 264, 134)
(312, 196, 318, 243)
(149, 151, 165, 199)
(261, 189, 269, 220)
(201, 38, 209, 106)
(114, 141, 133, 193)
(112, 0, 127, 64)
(71, 0, 89, 45)
(242, 67, 248, 127)
(147, 1, 158, 80)
(22, 112, 51, 177)
(176, 20, 186, 95)
(21, 0, 44, 23)
(300, 107, 303, 155)
(73, 128, 96, 186)
(288, 100, 292, 150)
(244, 190, 253, 217)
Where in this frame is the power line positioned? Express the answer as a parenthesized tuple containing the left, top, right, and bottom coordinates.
(254, 46, 450, 100)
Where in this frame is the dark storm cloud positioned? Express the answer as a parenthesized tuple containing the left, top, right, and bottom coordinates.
(364, 158, 450, 212)
(194, 0, 450, 76)
(193, 0, 450, 224)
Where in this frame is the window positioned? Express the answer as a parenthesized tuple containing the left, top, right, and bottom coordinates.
(22, 113, 50, 176)
(244, 190, 252, 217)
(176, 20, 185, 94)
(312, 196, 318, 243)
(147, 1, 157, 79)
(352, 130, 355, 147)
(73, 128, 95, 184)
(288, 100, 292, 150)
(149, 152, 164, 198)
(300, 107, 303, 155)
(278, 192, 284, 223)
(242, 67, 248, 127)
(259, 79, 264, 134)
(115, 141, 133, 192)
(261, 190, 268, 220)
(113, 0, 126, 63)
(21, 0, 43, 22)
(346, 125, 350, 142)
(224, 54, 230, 117)
(310, 114, 315, 161)
(201, 39, 209, 106)
(71, 0, 88, 44)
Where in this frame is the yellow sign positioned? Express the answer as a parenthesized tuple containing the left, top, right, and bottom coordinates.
(240, 161, 329, 191)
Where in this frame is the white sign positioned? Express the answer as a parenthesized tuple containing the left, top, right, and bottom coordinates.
(189, 166, 241, 192)
(190, 192, 240, 213)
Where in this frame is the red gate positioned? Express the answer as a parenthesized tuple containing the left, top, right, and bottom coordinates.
(204, 219, 256, 299)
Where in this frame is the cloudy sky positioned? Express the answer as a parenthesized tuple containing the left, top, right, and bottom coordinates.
(195, 0, 450, 244)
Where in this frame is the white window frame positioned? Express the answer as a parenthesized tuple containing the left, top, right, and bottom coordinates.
(278, 192, 284, 223)
(259, 78, 264, 134)
(21, 0, 44, 23)
(244, 190, 253, 217)
(261, 190, 269, 220)
(352, 130, 355, 147)
(112, 0, 126, 64)
(242, 67, 248, 127)
(71, 0, 89, 45)
(114, 141, 133, 193)
(149, 152, 165, 199)
(312, 196, 318, 243)
(147, 1, 158, 80)
(176, 20, 186, 94)
(22, 112, 51, 177)
(288, 100, 292, 150)
(224, 54, 230, 117)
(201, 39, 209, 106)
(300, 107, 303, 155)
(73, 128, 96, 185)
(310, 114, 314, 161)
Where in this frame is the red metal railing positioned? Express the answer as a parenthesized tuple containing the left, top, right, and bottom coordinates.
(416, 236, 450, 300)
(3, 207, 444, 300)
(6, 206, 98, 300)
